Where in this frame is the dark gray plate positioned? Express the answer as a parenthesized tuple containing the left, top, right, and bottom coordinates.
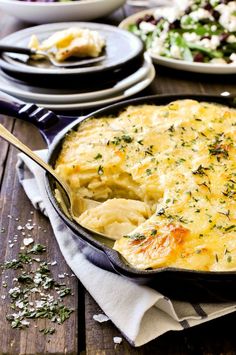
(0, 22, 143, 77)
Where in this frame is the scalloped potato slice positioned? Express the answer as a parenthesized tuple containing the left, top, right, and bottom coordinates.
(28, 27, 105, 62)
(77, 198, 152, 240)
(114, 216, 190, 270)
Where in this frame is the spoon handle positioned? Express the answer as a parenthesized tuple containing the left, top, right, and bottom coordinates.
(0, 123, 68, 193)
(0, 44, 35, 56)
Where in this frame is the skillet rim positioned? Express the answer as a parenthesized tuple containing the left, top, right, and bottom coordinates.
(45, 93, 236, 279)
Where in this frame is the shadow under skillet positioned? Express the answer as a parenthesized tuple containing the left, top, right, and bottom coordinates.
(0, 54, 144, 90)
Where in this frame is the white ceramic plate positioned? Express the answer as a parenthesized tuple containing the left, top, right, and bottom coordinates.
(8, 64, 155, 110)
(119, 8, 236, 74)
(0, 0, 125, 24)
(0, 22, 143, 76)
(0, 54, 152, 103)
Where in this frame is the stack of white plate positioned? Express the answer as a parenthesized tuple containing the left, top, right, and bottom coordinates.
(0, 22, 155, 111)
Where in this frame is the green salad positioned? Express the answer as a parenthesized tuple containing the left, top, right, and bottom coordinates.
(128, 0, 236, 64)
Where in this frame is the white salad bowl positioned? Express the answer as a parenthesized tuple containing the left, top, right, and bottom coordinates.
(0, 0, 125, 24)
(120, 8, 236, 74)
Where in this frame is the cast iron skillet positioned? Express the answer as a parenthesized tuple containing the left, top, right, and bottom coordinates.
(1, 91, 236, 302)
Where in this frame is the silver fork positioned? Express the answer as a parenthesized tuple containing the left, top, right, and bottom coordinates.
(0, 44, 105, 68)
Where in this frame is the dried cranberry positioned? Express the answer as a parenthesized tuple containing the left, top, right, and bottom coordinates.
(204, 3, 213, 11)
(201, 35, 211, 40)
(150, 19, 158, 25)
(194, 52, 204, 62)
(220, 33, 229, 43)
(169, 20, 181, 29)
(136, 18, 143, 26)
(185, 7, 191, 14)
(212, 10, 220, 20)
(143, 14, 155, 22)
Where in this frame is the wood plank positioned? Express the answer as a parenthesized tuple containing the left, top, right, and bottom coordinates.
(0, 118, 79, 354)
(0, 115, 14, 186)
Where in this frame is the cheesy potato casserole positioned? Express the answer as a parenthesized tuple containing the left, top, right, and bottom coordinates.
(29, 27, 105, 62)
(55, 99, 236, 272)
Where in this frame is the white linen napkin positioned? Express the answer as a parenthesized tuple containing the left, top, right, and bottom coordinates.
(16, 150, 236, 347)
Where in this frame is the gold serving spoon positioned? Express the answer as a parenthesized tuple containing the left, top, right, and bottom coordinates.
(0, 123, 112, 243)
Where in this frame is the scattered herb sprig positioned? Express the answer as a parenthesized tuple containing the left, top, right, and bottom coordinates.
(1, 242, 74, 334)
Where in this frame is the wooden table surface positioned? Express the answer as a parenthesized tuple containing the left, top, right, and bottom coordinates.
(0, 3, 236, 355)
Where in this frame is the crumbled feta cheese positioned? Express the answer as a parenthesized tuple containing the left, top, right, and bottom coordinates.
(9, 287, 20, 295)
(23, 237, 34, 246)
(210, 0, 220, 6)
(210, 58, 227, 64)
(190, 9, 213, 22)
(25, 223, 34, 231)
(17, 226, 23, 231)
(227, 35, 236, 44)
(15, 301, 24, 309)
(58, 274, 65, 279)
(139, 21, 156, 34)
(1, 295, 6, 300)
(183, 32, 201, 43)
(154, 6, 183, 23)
(199, 35, 220, 50)
(150, 37, 165, 56)
(216, 2, 236, 32)
(229, 53, 236, 62)
(211, 35, 221, 49)
(211, 25, 217, 32)
(174, 0, 194, 11)
(51, 261, 57, 266)
(170, 44, 182, 59)
(93, 314, 110, 323)
(34, 273, 42, 284)
(35, 300, 45, 309)
(113, 337, 123, 344)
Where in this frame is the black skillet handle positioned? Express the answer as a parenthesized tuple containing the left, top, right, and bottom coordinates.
(0, 45, 35, 56)
(0, 91, 61, 144)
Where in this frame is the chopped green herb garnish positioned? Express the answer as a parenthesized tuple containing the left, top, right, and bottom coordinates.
(40, 327, 55, 335)
(28, 244, 46, 254)
(224, 225, 236, 232)
(156, 208, 165, 216)
(192, 165, 209, 176)
(124, 233, 146, 241)
(94, 153, 102, 160)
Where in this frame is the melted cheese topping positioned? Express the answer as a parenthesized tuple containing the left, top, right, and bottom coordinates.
(29, 27, 105, 62)
(55, 99, 236, 271)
